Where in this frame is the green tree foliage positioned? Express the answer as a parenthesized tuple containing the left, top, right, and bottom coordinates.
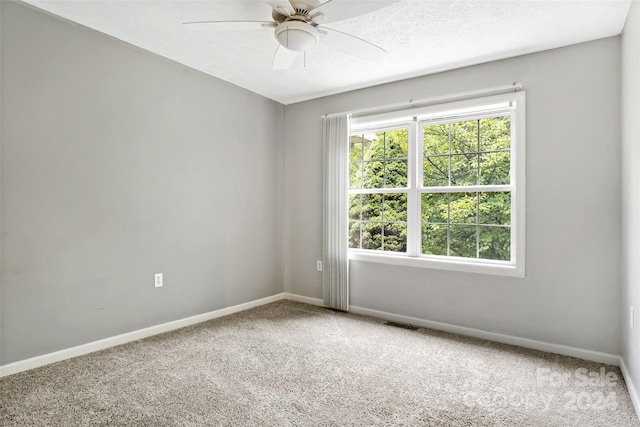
(422, 116, 511, 260)
(349, 117, 512, 261)
(421, 191, 511, 260)
(423, 117, 510, 186)
(349, 130, 408, 252)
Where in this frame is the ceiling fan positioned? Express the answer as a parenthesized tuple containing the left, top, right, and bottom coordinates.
(183, 0, 397, 70)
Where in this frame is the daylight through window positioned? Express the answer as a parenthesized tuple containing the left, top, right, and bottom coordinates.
(347, 92, 525, 276)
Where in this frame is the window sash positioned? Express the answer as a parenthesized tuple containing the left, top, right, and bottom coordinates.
(347, 91, 525, 276)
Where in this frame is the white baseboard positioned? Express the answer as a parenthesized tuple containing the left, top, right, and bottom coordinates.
(620, 358, 640, 421)
(282, 292, 325, 307)
(0, 291, 627, 387)
(281, 293, 620, 366)
(0, 293, 286, 378)
(2, 290, 637, 420)
(347, 303, 620, 366)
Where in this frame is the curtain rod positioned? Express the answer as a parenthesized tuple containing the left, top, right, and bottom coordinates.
(322, 82, 522, 119)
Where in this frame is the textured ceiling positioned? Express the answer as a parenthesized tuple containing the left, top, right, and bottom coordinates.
(22, 0, 632, 105)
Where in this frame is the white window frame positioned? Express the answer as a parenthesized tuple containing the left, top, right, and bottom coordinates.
(348, 91, 526, 277)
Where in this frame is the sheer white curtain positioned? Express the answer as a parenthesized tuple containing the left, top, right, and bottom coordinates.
(322, 114, 350, 311)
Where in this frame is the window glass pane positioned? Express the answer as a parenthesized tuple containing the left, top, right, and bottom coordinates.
(349, 135, 362, 188)
(350, 135, 363, 161)
(423, 124, 449, 156)
(449, 225, 477, 258)
(350, 162, 362, 189)
(348, 194, 361, 221)
(449, 192, 477, 224)
(480, 151, 510, 185)
(361, 194, 382, 221)
(384, 160, 408, 188)
(363, 133, 384, 161)
(422, 193, 447, 223)
(479, 116, 510, 152)
(362, 222, 383, 250)
(383, 193, 408, 222)
(349, 135, 363, 189)
(450, 120, 479, 154)
(479, 226, 510, 261)
(363, 161, 384, 189)
(350, 99, 520, 267)
(386, 129, 409, 158)
(363, 137, 373, 157)
(479, 192, 511, 225)
(422, 224, 447, 256)
(383, 222, 407, 252)
(349, 221, 361, 249)
(450, 154, 478, 186)
(424, 156, 449, 186)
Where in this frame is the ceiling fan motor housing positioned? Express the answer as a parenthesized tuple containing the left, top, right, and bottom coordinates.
(274, 20, 319, 52)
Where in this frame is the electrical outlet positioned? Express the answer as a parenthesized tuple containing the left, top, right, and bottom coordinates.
(631, 306, 635, 330)
(316, 260, 323, 271)
(155, 273, 163, 288)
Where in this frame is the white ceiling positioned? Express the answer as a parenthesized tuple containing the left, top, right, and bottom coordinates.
(23, 0, 632, 105)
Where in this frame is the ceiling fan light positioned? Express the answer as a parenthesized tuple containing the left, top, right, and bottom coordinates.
(274, 21, 319, 52)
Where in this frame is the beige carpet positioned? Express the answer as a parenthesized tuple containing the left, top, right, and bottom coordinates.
(0, 300, 638, 426)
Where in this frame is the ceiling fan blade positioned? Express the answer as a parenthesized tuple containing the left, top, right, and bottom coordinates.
(267, 0, 295, 17)
(273, 45, 300, 70)
(183, 21, 277, 31)
(318, 27, 386, 61)
(310, 0, 398, 24)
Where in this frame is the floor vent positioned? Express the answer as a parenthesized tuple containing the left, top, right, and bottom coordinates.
(384, 321, 419, 331)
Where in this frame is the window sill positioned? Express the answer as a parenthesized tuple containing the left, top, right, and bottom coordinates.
(348, 251, 525, 278)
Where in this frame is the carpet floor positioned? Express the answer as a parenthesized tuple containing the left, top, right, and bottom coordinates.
(0, 300, 638, 426)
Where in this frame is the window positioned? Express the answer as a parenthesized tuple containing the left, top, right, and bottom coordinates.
(347, 92, 525, 277)
(349, 129, 409, 252)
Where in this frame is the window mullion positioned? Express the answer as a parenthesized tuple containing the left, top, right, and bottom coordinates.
(447, 124, 452, 256)
(406, 120, 420, 257)
(476, 120, 480, 259)
(476, 191, 480, 259)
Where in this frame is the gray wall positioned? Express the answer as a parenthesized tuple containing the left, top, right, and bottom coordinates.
(284, 37, 621, 354)
(0, 2, 284, 364)
(0, 0, 630, 372)
(622, 0, 640, 404)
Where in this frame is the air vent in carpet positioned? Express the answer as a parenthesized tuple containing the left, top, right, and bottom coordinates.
(384, 321, 419, 331)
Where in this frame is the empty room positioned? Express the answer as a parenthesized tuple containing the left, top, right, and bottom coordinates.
(1, 0, 639, 425)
